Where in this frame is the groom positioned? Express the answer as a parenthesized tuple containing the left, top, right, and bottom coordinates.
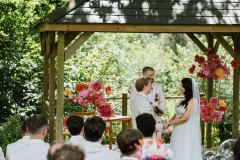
(131, 66, 166, 136)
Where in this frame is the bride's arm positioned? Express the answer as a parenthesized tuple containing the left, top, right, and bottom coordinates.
(168, 114, 176, 123)
(167, 99, 194, 126)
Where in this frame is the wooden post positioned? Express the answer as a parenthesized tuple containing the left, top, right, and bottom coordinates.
(206, 34, 214, 148)
(42, 32, 49, 117)
(56, 32, 65, 140)
(48, 32, 56, 143)
(232, 34, 240, 138)
(122, 93, 128, 130)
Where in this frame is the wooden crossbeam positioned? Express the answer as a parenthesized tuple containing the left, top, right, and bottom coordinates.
(211, 33, 240, 62)
(214, 40, 220, 53)
(187, 33, 207, 52)
(65, 31, 80, 47)
(64, 32, 93, 61)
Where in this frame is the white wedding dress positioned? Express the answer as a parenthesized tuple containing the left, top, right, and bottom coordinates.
(170, 79, 202, 160)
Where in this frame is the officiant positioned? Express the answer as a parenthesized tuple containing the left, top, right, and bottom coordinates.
(130, 66, 166, 136)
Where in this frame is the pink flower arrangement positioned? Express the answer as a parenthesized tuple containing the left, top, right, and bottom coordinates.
(200, 96, 228, 123)
(65, 81, 114, 117)
(189, 48, 231, 80)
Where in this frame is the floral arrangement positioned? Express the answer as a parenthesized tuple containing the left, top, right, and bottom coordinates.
(64, 81, 114, 117)
(200, 96, 228, 122)
(188, 48, 238, 80)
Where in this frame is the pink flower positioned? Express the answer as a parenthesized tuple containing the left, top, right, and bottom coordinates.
(209, 97, 218, 106)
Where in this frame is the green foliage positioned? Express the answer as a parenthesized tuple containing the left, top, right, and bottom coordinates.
(0, 115, 21, 152)
(0, 0, 67, 122)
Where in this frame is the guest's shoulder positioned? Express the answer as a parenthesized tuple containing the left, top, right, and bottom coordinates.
(106, 149, 120, 157)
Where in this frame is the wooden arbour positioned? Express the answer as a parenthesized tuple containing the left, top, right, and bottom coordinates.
(34, 0, 240, 147)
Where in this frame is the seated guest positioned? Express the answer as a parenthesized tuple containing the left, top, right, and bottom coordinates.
(52, 144, 84, 160)
(82, 116, 120, 160)
(0, 147, 5, 160)
(136, 113, 172, 160)
(9, 114, 50, 160)
(47, 140, 64, 160)
(117, 129, 143, 160)
(66, 116, 85, 147)
(233, 138, 240, 160)
(6, 119, 30, 160)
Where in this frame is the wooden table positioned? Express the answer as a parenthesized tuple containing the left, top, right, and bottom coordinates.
(63, 115, 132, 149)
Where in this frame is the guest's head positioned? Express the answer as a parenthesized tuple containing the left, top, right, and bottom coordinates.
(135, 77, 152, 94)
(117, 129, 143, 158)
(67, 116, 84, 136)
(20, 118, 30, 137)
(142, 66, 155, 83)
(27, 114, 48, 140)
(51, 144, 85, 160)
(233, 138, 240, 160)
(47, 140, 64, 160)
(179, 78, 193, 108)
(136, 113, 156, 138)
(83, 116, 106, 142)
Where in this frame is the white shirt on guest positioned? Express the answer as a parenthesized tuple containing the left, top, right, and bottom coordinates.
(130, 92, 154, 129)
(121, 157, 138, 160)
(67, 135, 86, 148)
(0, 147, 5, 160)
(9, 139, 50, 160)
(130, 82, 166, 111)
(81, 140, 120, 160)
(6, 136, 30, 160)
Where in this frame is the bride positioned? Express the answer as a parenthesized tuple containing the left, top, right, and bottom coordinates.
(164, 78, 202, 160)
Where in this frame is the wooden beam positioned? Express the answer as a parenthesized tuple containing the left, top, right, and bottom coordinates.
(35, 23, 240, 33)
(187, 33, 207, 52)
(211, 33, 240, 62)
(206, 34, 214, 148)
(43, 32, 49, 117)
(64, 32, 93, 61)
(65, 31, 80, 47)
(122, 93, 128, 131)
(232, 34, 240, 138)
(214, 40, 220, 53)
(48, 31, 56, 143)
(56, 32, 65, 140)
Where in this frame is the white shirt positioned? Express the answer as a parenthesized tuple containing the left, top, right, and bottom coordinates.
(121, 157, 138, 160)
(130, 82, 166, 110)
(9, 139, 50, 160)
(130, 92, 154, 129)
(0, 147, 5, 160)
(67, 135, 86, 149)
(81, 140, 120, 160)
(6, 136, 30, 160)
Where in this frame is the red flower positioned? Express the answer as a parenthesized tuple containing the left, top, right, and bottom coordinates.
(188, 65, 195, 74)
(105, 85, 112, 95)
(98, 103, 113, 117)
(231, 60, 239, 69)
(75, 83, 88, 93)
(195, 55, 205, 64)
(91, 82, 103, 91)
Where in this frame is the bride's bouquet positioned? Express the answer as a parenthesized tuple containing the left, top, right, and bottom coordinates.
(200, 96, 228, 122)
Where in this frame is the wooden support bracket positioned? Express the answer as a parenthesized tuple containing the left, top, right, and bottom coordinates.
(187, 33, 208, 52)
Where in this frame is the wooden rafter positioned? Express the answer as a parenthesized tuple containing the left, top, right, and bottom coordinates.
(65, 31, 80, 47)
(64, 32, 93, 61)
(187, 33, 207, 52)
(35, 23, 240, 33)
(214, 40, 220, 53)
(211, 33, 240, 62)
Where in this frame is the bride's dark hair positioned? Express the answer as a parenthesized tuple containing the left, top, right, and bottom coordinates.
(178, 78, 193, 108)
